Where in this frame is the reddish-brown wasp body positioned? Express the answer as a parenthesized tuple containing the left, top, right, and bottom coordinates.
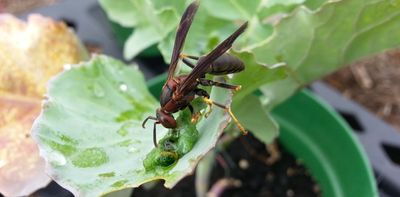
(142, 0, 248, 147)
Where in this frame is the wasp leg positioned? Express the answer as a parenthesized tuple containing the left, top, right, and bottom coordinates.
(202, 97, 248, 135)
(180, 53, 199, 60)
(182, 58, 196, 69)
(188, 104, 202, 123)
(142, 116, 157, 128)
(194, 89, 213, 117)
(194, 88, 210, 98)
(198, 78, 241, 91)
(153, 122, 160, 147)
(188, 104, 194, 114)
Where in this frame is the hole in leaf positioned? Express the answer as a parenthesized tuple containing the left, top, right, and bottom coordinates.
(382, 143, 400, 166)
(338, 111, 364, 132)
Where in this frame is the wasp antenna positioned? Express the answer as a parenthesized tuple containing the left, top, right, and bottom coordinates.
(142, 121, 146, 128)
(153, 122, 159, 147)
(142, 116, 157, 129)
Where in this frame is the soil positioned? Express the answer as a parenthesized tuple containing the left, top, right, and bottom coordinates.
(324, 49, 400, 131)
(132, 133, 321, 197)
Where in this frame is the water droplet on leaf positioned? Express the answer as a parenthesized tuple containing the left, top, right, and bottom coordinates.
(132, 139, 142, 144)
(115, 110, 142, 122)
(117, 122, 135, 136)
(63, 64, 72, 70)
(119, 83, 128, 92)
(93, 83, 105, 98)
(71, 148, 108, 168)
(98, 172, 115, 178)
(118, 139, 132, 147)
(117, 127, 128, 136)
(128, 147, 139, 153)
(48, 151, 67, 166)
(111, 180, 128, 188)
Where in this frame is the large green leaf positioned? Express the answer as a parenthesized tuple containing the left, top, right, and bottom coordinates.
(233, 94, 279, 144)
(230, 51, 288, 102)
(32, 55, 232, 196)
(250, 0, 400, 108)
(98, 0, 138, 27)
(304, 0, 328, 10)
(202, 0, 261, 20)
(99, 0, 179, 59)
(257, 0, 305, 19)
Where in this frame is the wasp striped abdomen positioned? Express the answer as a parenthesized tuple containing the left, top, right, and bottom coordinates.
(203, 53, 245, 75)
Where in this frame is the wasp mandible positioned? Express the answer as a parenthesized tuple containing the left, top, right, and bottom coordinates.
(142, 0, 248, 147)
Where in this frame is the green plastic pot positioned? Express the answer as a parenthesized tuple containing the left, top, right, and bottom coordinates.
(272, 89, 377, 197)
(147, 74, 377, 197)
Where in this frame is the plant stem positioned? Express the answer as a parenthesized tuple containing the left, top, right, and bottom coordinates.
(195, 150, 216, 197)
(207, 178, 242, 197)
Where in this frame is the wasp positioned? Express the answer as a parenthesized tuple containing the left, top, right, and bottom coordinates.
(142, 0, 248, 147)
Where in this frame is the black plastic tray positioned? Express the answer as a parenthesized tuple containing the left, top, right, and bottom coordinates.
(311, 83, 400, 197)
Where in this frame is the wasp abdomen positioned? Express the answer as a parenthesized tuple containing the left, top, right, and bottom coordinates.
(204, 53, 245, 75)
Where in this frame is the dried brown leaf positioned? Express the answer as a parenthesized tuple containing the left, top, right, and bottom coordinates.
(0, 14, 86, 196)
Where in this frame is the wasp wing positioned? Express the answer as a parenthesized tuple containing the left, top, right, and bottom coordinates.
(167, 0, 199, 80)
(178, 22, 248, 94)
